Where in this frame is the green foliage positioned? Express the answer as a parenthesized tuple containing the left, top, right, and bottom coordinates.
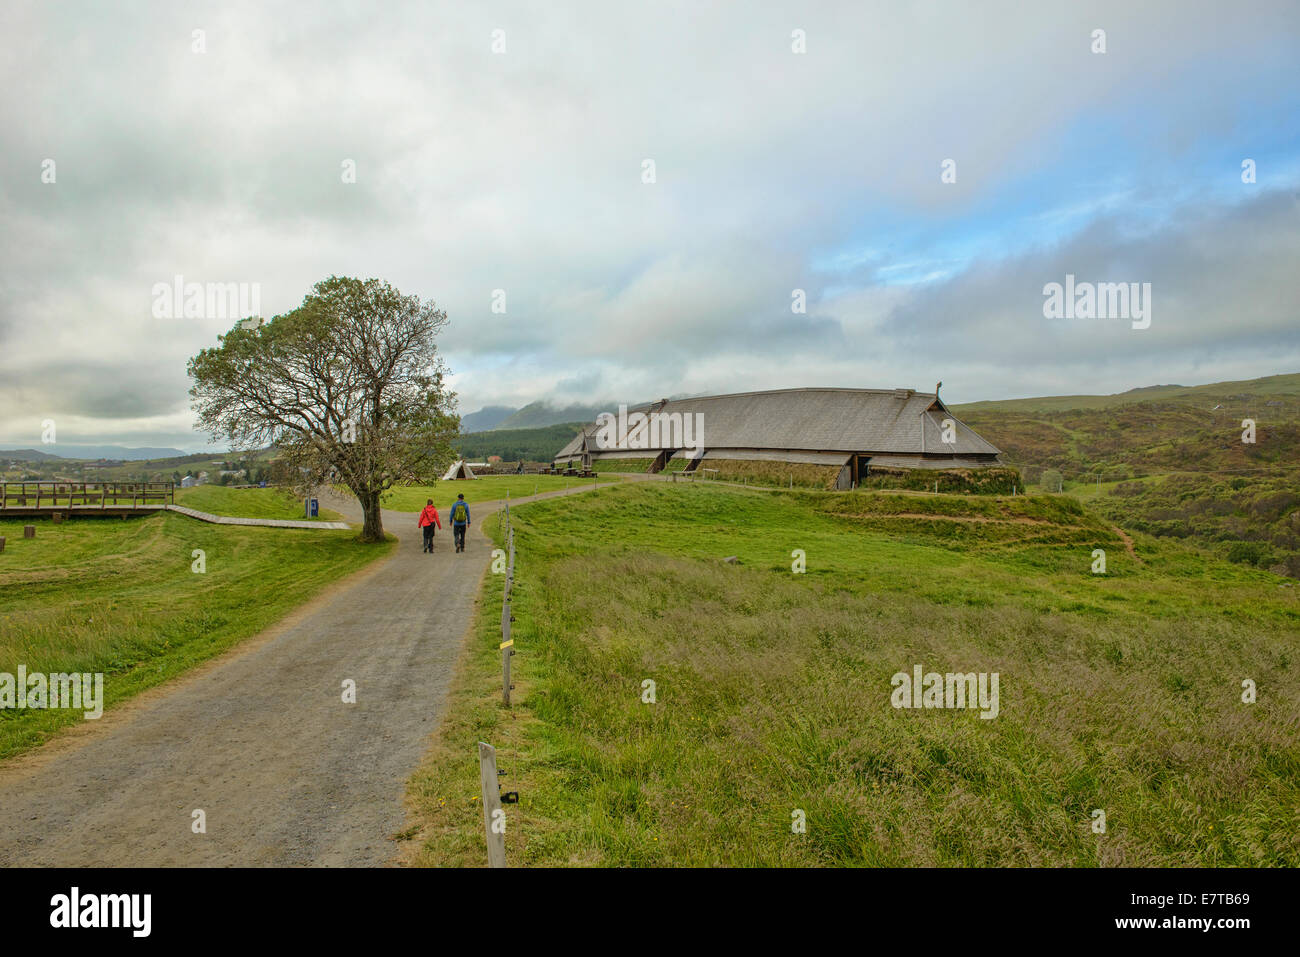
(454, 423, 586, 463)
(1227, 541, 1273, 567)
(1088, 470, 1300, 576)
(957, 376, 1300, 578)
(188, 276, 460, 541)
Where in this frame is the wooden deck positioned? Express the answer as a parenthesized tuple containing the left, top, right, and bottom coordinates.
(0, 482, 351, 529)
(0, 482, 174, 519)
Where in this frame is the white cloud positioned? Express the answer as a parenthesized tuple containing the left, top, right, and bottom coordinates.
(1, 0, 1298, 445)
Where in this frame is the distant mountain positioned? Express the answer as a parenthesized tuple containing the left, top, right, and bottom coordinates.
(497, 401, 618, 430)
(0, 448, 63, 462)
(460, 405, 519, 432)
(0, 445, 188, 461)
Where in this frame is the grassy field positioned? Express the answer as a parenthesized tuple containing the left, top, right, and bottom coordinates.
(405, 481, 1299, 867)
(380, 474, 620, 513)
(174, 485, 344, 522)
(0, 513, 392, 759)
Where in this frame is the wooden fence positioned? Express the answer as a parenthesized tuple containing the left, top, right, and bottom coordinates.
(0, 482, 175, 511)
(480, 497, 519, 867)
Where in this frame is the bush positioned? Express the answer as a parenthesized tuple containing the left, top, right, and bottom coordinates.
(1227, 541, 1272, 567)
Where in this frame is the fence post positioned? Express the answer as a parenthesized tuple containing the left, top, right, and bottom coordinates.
(478, 742, 507, 868)
(498, 511, 517, 707)
(501, 570, 512, 701)
(501, 541, 513, 707)
(502, 636, 512, 707)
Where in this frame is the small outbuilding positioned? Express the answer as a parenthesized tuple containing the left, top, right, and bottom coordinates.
(441, 459, 478, 480)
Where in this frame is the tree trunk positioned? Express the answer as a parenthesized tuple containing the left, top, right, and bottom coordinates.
(358, 488, 385, 542)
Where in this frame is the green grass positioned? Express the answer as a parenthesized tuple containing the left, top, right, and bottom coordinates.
(406, 481, 1300, 867)
(380, 474, 620, 513)
(174, 485, 344, 521)
(0, 514, 392, 759)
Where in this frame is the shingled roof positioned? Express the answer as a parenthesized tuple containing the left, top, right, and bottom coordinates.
(556, 387, 1000, 459)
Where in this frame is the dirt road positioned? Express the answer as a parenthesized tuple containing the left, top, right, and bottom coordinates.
(0, 483, 611, 866)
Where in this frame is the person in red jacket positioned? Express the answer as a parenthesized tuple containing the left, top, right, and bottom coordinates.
(418, 499, 442, 553)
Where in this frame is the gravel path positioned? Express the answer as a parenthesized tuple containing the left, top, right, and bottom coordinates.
(0, 482, 613, 867)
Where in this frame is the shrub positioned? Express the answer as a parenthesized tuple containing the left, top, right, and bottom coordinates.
(1227, 541, 1272, 567)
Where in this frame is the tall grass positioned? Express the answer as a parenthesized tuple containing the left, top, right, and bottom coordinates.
(406, 482, 1300, 866)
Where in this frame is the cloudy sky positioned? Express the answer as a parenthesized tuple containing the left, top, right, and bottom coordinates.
(2, 0, 1298, 451)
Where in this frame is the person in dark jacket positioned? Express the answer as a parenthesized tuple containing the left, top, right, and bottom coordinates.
(418, 499, 442, 553)
(449, 493, 470, 553)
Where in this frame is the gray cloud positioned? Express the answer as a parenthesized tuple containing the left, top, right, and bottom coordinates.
(877, 191, 1300, 373)
(1, 0, 1298, 445)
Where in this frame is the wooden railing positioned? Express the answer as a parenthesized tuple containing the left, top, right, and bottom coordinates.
(0, 482, 175, 510)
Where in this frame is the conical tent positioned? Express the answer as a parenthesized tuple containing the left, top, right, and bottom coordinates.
(441, 459, 478, 480)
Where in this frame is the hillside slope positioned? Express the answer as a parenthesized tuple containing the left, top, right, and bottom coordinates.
(954, 373, 1300, 576)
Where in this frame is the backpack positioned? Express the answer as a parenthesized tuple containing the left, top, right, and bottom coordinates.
(452, 501, 468, 522)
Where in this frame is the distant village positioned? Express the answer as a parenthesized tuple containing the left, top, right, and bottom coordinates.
(0, 451, 273, 487)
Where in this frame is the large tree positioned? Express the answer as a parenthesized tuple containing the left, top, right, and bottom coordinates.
(188, 276, 459, 541)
